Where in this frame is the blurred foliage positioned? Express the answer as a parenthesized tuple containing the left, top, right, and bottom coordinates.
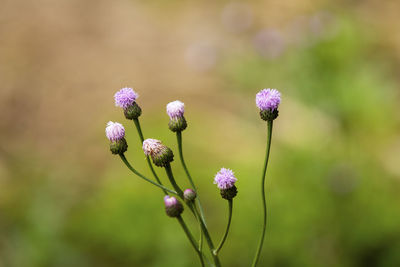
(1, 1, 400, 267)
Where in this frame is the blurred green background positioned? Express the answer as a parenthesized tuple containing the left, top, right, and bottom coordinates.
(1, 0, 400, 266)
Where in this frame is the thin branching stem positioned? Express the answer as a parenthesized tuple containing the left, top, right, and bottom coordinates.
(127, 120, 208, 265)
(119, 154, 176, 194)
(133, 118, 167, 194)
(165, 163, 221, 267)
(176, 131, 206, 251)
(251, 120, 273, 267)
(177, 216, 205, 267)
(214, 199, 233, 255)
(176, 131, 207, 223)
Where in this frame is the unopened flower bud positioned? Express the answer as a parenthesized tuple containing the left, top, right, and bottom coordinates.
(166, 100, 187, 132)
(256, 88, 281, 121)
(142, 139, 174, 167)
(164, 195, 184, 217)
(114, 87, 142, 120)
(183, 189, 196, 203)
(105, 121, 128, 154)
(214, 168, 238, 200)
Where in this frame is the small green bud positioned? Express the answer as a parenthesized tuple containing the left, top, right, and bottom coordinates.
(168, 117, 187, 132)
(124, 102, 142, 120)
(110, 138, 128, 155)
(152, 146, 174, 167)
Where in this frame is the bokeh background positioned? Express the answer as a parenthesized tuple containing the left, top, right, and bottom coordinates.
(1, 0, 400, 266)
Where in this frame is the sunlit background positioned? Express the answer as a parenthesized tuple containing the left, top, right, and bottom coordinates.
(1, 0, 400, 266)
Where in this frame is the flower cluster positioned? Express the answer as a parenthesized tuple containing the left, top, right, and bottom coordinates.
(105, 86, 282, 267)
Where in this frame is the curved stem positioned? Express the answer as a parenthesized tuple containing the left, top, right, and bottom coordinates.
(214, 199, 233, 255)
(176, 131, 207, 224)
(119, 154, 177, 195)
(133, 118, 167, 195)
(251, 120, 273, 267)
(164, 163, 184, 199)
(177, 216, 205, 267)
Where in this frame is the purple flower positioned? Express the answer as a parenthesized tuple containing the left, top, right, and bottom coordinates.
(105, 121, 125, 141)
(214, 168, 237, 189)
(256, 88, 281, 110)
(142, 138, 163, 156)
(164, 195, 178, 206)
(114, 87, 138, 109)
(164, 195, 184, 217)
(166, 100, 185, 119)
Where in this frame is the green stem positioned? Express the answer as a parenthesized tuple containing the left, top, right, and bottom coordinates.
(119, 154, 177, 195)
(251, 120, 273, 267)
(164, 163, 184, 199)
(123, 119, 208, 264)
(176, 131, 206, 252)
(176, 131, 207, 223)
(214, 199, 233, 255)
(164, 163, 220, 267)
(195, 205, 204, 253)
(177, 216, 205, 267)
(133, 118, 167, 195)
(191, 202, 204, 254)
(191, 202, 221, 267)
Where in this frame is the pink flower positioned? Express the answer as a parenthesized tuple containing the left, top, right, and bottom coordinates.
(256, 88, 281, 110)
(214, 168, 237, 189)
(166, 100, 185, 119)
(105, 121, 125, 141)
(114, 87, 138, 109)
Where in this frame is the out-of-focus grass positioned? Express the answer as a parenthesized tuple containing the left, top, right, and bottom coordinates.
(1, 1, 400, 267)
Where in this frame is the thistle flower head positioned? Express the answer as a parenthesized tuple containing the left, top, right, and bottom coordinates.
(166, 100, 185, 119)
(214, 168, 237, 189)
(142, 138, 174, 167)
(256, 88, 281, 111)
(114, 87, 138, 109)
(142, 139, 163, 156)
(164, 195, 178, 206)
(183, 189, 196, 202)
(105, 121, 128, 154)
(105, 121, 125, 141)
(164, 195, 184, 217)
